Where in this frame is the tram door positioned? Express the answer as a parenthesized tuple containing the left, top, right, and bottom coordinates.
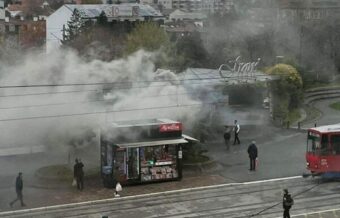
(330, 134, 340, 171)
(127, 148, 139, 180)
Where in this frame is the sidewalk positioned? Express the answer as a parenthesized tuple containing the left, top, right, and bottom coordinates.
(2, 173, 227, 212)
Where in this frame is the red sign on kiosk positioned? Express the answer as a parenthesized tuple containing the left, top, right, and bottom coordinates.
(159, 123, 182, 132)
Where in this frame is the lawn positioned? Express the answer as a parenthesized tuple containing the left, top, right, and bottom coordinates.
(330, 101, 340, 111)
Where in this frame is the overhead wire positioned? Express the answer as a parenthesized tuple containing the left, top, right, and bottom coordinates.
(0, 90, 222, 110)
(0, 79, 223, 98)
(0, 101, 227, 122)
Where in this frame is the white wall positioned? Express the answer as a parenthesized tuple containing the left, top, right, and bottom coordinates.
(0, 0, 4, 20)
(46, 5, 74, 53)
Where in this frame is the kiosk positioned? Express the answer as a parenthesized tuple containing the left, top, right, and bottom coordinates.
(100, 119, 196, 187)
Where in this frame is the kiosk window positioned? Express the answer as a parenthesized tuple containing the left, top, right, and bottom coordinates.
(140, 144, 178, 182)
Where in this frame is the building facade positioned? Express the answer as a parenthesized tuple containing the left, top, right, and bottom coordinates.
(46, 4, 164, 52)
(277, 0, 340, 22)
(0, 18, 46, 49)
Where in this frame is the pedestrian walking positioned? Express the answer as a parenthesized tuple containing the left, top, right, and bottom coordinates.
(223, 126, 231, 150)
(73, 158, 84, 190)
(233, 120, 240, 145)
(9, 172, 26, 207)
(247, 141, 258, 171)
(282, 189, 294, 218)
(114, 182, 122, 197)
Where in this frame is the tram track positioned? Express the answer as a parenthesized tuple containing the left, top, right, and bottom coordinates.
(40, 179, 317, 217)
(0, 177, 327, 218)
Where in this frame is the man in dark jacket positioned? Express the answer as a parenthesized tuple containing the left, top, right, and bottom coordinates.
(283, 189, 293, 218)
(223, 126, 231, 150)
(74, 158, 84, 190)
(9, 172, 25, 207)
(247, 141, 258, 171)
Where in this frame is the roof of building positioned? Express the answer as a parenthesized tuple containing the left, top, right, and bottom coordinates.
(178, 67, 275, 86)
(169, 9, 207, 20)
(62, 3, 163, 18)
(112, 118, 180, 128)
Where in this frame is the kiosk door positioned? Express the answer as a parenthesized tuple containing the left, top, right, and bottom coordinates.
(127, 148, 139, 180)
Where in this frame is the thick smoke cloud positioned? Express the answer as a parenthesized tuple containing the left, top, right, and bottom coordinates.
(0, 49, 201, 153)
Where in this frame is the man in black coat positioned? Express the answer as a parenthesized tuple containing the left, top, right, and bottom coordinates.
(223, 126, 231, 150)
(247, 141, 258, 171)
(9, 172, 25, 207)
(74, 158, 84, 190)
(283, 189, 293, 218)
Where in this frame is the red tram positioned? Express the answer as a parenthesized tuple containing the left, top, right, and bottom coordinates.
(306, 124, 340, 178)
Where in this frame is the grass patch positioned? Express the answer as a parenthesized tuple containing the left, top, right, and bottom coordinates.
(287, 109, 301, 124)
(302, 105, 321, 124)
(330, 102, 340, 111)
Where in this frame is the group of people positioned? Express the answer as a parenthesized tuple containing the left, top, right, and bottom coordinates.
(223, 120, 294, 217)
(224, 120, 258, 171)
(223, 120, 241, 150)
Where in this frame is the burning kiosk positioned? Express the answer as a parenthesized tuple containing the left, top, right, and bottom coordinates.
(100, 119, 197, 187)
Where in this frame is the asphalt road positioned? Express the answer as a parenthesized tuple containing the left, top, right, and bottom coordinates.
(312, 98, 340, 126)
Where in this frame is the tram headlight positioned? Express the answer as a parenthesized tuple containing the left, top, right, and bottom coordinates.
(306, 162, 310, 167)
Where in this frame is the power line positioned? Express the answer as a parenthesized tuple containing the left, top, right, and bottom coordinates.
(0, 90, 222, 110)
(0, 79, 223, 98)
(0, 73, 276, 89)
(0, 101, 226, 122)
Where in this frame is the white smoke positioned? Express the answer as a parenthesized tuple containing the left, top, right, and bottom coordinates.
(0, 49, 201, 151)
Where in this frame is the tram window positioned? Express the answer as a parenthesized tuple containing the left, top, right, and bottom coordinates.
(321, 135, 328, 148)
(307, 135, 320, 152)
(331, 135, 340, 155)
(319, 135, 329, 154)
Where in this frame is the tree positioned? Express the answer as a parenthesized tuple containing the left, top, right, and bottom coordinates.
(62, 9, 86, 44)
(125, 22, 170, 55)
(97, 11, 108, 26)
(174, 32, 209, 71)
(266, 64, 303, 122)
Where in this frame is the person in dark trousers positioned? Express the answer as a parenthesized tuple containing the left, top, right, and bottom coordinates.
(283, 189, 293, 218)
(247, 141, 258, 171)
(74, 158, 84, 190)
(223, 126, 231, 150)
(9, 172, 25, 207)
(233, 120, 240, 145)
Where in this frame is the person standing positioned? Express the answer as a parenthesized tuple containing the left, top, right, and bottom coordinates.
(233, 120, 240, 145)
(223, 126, 231, 150)
(74, 158, 84, 190)
(9, 172, 25, 207)
(247, 141, 258, 171)
(283, 189, 294, 218)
